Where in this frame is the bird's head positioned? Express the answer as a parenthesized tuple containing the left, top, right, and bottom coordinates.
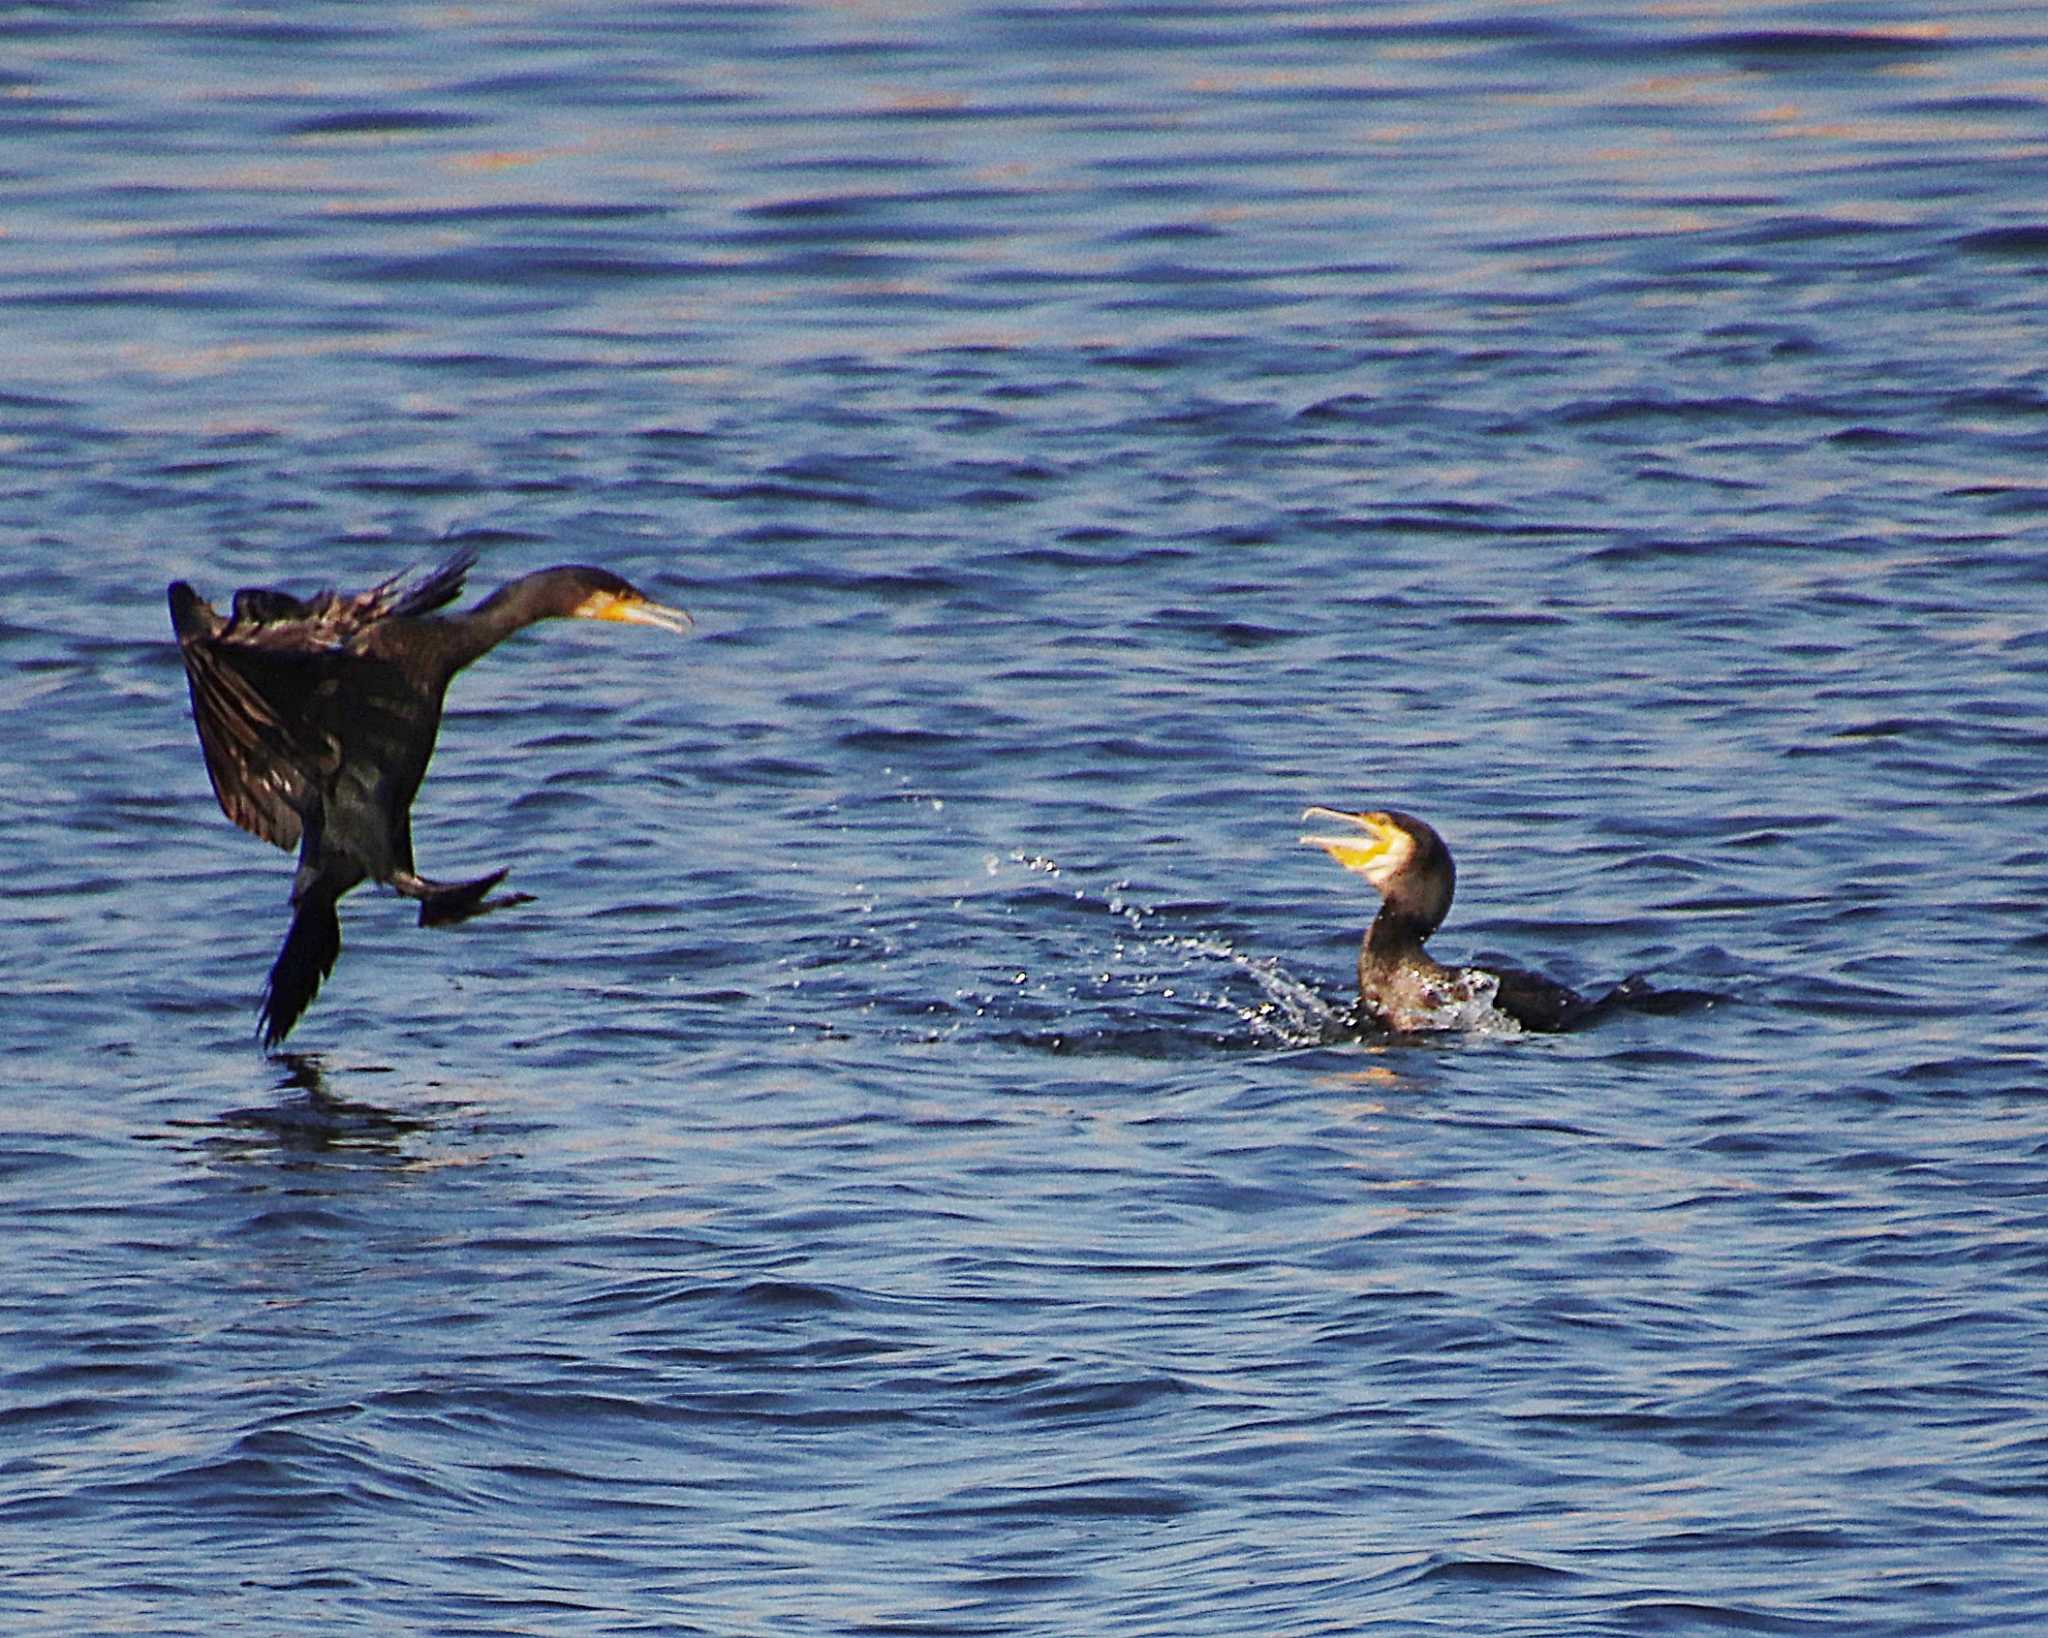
(1300, 805, 1454, 931)
(551, 567, 693, 633)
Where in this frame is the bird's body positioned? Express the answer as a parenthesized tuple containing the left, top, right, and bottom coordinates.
(1301, 806, 1597, 1034)
(170, 551, 689, 1047)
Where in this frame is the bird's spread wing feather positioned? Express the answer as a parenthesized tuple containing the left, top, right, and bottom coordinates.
(171, 582, 311, 850)
(168, 552, 474, 851)
(379, 548, 476, 621)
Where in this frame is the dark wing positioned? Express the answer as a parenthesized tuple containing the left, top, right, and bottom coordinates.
(229, 549, 477, 652)
(168, 554, 474, 853)
(381, 548, 476, 620)
(231, 587, 315, 624)
(316, 548, 476, 632)
(170, 581, 311, 850)
(1487, 964, 1591, 1033)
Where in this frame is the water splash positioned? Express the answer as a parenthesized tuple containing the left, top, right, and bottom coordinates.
(1395, 966, 1525, 1036)
(972, 852, 1352, 1052)
(1148, 929, 1352, 1046)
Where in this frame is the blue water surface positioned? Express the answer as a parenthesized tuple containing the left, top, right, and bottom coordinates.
(4, 4, 2048, 1633)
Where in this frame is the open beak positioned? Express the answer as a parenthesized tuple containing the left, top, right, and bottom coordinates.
(577, 590, 694, 633)
(1299, 806, 1402, 874)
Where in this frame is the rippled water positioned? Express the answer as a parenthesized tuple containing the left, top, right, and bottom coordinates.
(6, 5, 2048, 1633)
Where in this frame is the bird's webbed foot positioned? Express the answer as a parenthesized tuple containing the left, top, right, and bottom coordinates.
(393, 868, 537, 927)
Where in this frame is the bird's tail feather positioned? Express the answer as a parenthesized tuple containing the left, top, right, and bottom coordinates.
(261, 880, 342, 1049)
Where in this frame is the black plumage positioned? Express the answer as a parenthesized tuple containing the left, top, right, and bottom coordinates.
(1300, 805, 1597, 1033)
(169, 550, 689, 1047)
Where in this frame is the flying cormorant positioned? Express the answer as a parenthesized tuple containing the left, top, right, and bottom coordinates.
(169, 550, 690, 1046)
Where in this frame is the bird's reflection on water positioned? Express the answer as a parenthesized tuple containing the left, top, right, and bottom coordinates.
(193, 1051, 434, 1156)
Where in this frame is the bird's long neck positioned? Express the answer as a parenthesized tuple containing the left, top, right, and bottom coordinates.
(1359, 836, 1453, 978)
(438, 576, 557, 674)
(1363, 904, 1436, 972)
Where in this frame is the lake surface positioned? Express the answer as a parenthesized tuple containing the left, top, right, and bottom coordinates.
(5, 4, 2048, 1632)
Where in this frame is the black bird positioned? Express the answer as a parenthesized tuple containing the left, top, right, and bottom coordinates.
(169, 551, 690, 1047)
(1299, 806, 1601, 1033)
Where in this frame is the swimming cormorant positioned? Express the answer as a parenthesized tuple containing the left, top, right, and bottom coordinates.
(1300, 806, 1596, 1033)
(169, 550, 690, 1047)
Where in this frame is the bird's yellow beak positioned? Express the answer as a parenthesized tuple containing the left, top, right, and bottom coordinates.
(572, 589, 694, 633)
(1299, 807, 1403, 874)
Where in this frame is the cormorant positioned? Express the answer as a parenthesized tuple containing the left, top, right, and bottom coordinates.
(1299, 806, 1598, 1033)
(169, 550, 690, 1047)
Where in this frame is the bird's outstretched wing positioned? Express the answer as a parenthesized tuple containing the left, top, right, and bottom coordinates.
(170, 581, 313, 850)
(167, 552, 478, 851)
(273, 547, 476, 639)
(376, 548, 475, 621)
